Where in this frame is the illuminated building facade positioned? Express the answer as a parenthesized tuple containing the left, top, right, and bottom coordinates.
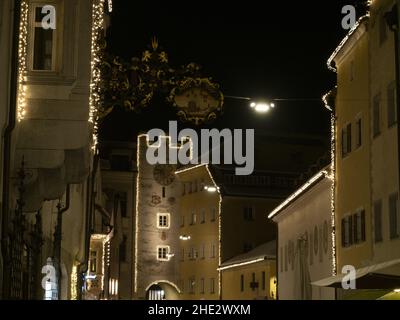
(315, 0, 400, 299)
(1, 0, 110, 299)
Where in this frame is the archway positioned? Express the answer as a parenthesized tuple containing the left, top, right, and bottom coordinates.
(145, 281, 181, 300)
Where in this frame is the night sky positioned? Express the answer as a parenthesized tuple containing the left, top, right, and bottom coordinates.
(99, 0, 369, 142)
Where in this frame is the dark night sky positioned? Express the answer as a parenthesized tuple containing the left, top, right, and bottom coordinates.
(99, 0, 369, 142)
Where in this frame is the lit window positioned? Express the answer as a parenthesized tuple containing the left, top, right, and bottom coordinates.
(190, 210, 197, 225)
(157, 246, 170, 261)
(157, 213, 170, 229)
(32, 6, 56, 71)
(341, 215, 354, 248)
(89, 250, 97, 273)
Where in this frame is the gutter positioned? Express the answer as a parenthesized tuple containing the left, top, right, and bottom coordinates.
(1, 0, 21, 299)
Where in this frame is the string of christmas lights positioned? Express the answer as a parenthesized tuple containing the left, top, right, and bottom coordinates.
(17, 1, 29, 122)
(89, 0, 106, 149)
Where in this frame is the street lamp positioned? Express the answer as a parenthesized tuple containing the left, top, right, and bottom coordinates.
(250, 101, 275, 113)
(225, 95, 276, 114)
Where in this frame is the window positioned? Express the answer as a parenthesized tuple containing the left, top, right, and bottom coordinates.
(189, 247, 198, 260)
(157, 246, 170, 261)
(180, 248, 185, 262)
(162, 187, 166, 198)
(200, 209, 206, 223)
(240, 274, 244, 292)
(251, 273, 256, 291)
(32, 6, 55, 70)
(353, 210, 366, 244)
(388, 81, 397, 127)
(119, 235, 127, 262)
(341, 123, 352, 157)
(262, 271, 266, 290)
(373, 95, 381, 137)
(117, 192, 128, 218)
(210, 243, 216, 258)
(355, 117, 362, 149)
(389, 193, 400, 239)
(193, 180, 198, 192)
(210, 278, 215, 294)
(210, 208, 216, 222)
(180, 215, 185, 227)
(189, 278, 195, 294)
(341, 215, 353, 248)
(374, 200, 383, 243)
(243, 207, 255, 221)
(157, 213, 170, 229)
(190, 211, 197, 225)
(89, 251, 97, 273)
(200, 278, 205, 294)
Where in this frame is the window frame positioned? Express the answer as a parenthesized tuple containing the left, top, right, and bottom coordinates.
(157, 213, 170, 229)
(157, 245, 170, 261)
(29, 1, 59, 72)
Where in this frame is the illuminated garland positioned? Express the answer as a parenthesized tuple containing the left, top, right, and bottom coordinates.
(17, 1, 29, 121)
(89, 0, 105, 149)
(330, 114, 337, 276)
(327, 14, 370, 72)
(71, 263, 78, 300)
(205, 164, 222, 297)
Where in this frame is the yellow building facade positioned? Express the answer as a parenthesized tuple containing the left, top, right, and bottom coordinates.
(220, 242, 276, 300)
(176, 164, 278, 300)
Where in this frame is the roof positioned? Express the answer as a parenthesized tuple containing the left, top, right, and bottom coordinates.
(268, 167, 331, 220)
(219, 241, 276, 270)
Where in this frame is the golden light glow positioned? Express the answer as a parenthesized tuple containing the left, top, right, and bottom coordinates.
(330, 113, 337, 276)
(17, 1, 29, 122)
(205, 164, 222, 297)
(89, 0, 106, 149)
(327, 14, 369, 72)
(71, 263, 78, 300)
(268, 170, 329, 219)
(218, 258, 266, 271)
(134, 134, 143, 293)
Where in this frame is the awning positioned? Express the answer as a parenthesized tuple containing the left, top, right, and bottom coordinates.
(311, 259, 400, 289)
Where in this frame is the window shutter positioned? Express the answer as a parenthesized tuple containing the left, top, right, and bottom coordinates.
(349, 216, 354, 245)
(341, 219, 346, 247)
(361, 210, 366, 242)
(347, 123, 352, 153)
(353, 213, 359, 243)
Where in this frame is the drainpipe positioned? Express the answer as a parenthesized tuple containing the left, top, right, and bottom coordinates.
(385, 5, 400, 216)
(1, 0, 21, 299)
(53, 185, 70, 299)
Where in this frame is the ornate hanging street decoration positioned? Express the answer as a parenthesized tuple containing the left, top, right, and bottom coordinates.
(98, 37, 224, 125)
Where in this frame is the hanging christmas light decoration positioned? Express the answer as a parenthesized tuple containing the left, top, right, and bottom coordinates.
(89, 0, 106, 149)
(17, 1, 29, 122)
